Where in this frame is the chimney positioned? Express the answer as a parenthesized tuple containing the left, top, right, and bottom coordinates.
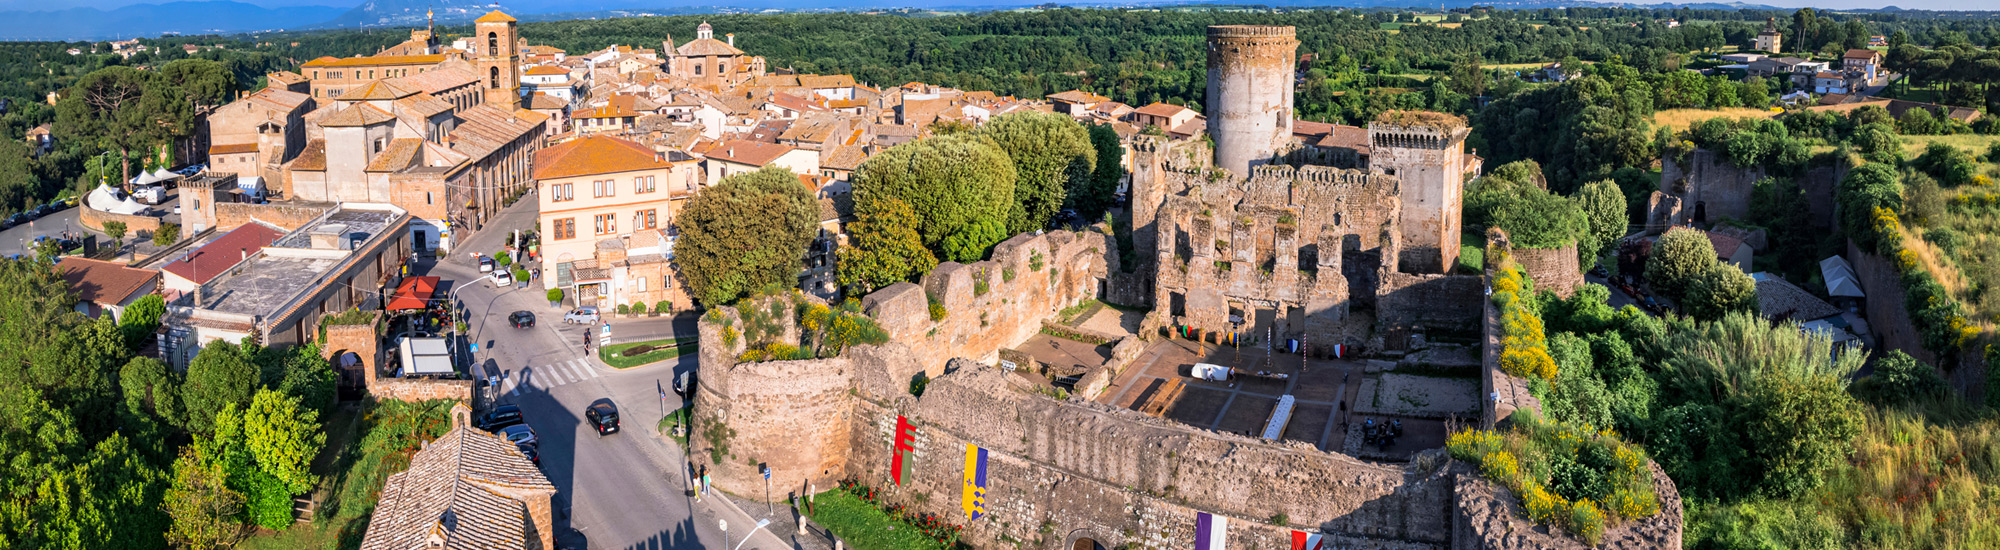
(727, 34, 735, 47)
(240, 248, 247, 262)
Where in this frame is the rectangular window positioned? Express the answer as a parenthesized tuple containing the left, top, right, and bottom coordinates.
(552, 183, 573, 201)
(595, 214, 616, 235)
(553, 218, 575, 240)
(638, 209, 657, 230)
(637, 176, 656, 193)
(663, 275, 673, 288)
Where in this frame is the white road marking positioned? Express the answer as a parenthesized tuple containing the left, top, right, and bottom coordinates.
(507, 372, 522, 396)
(577, 358, 600, 378)
(545, 365, 571, 386)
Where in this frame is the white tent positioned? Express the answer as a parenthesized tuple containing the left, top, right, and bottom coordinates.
(1820, 256, 1865, 298)
(86, 185, 146, 215)
(130, 170, 169, 186)
(397, 337, 454, 376)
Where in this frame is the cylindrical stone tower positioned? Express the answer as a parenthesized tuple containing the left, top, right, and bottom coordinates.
(1206, 25, 1297, 178)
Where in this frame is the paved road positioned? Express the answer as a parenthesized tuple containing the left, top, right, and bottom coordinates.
(424, 200, 791, 550)
(0, 207, 90, 257)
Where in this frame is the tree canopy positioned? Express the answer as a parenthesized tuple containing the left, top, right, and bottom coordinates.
(973, 111, 1095, 233)
(676, 164, 819, 306)
(838, 196, 938, 294)
(851, 133, 1017, 261)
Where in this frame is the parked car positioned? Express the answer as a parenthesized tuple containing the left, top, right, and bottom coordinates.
(516, 443, 540, 465)
(59, 196, 79, 208)
(564, 307, 599, 324)
(499, 424, 537, 447)
(492, 270, 512, 287)
(4, 213, 24, 227)
(586, 401, 620, 436)
(475, 405, 525, 432)
(509, 311, 535, 329)
(479, 257, 496, 273)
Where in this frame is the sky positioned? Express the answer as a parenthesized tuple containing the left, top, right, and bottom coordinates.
(0, 0, 1993, 14)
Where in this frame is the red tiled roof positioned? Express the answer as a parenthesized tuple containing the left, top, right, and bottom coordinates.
(531, 135, 676, 180)
(162, 223, 285, 285)
(209, 143, 258, 155)
(1134, 102, 1191, 118)
(706, 140, 797, 167)
(55, 257, 157, 305)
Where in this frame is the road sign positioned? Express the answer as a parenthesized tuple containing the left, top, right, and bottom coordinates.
(761, 465, 771, 479)
(600, 323, 611, 337)
(470, 342, 479, 352)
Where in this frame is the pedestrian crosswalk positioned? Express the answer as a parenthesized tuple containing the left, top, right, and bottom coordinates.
(504, 358, 601, 396)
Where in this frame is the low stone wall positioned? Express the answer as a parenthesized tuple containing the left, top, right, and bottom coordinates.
(371, 377, 473, 402)
(1378, 273, 1484, 333)
(215, 202, 331, 232)
(79, 206, 164, 235)
(1511, 245, 1582, 298)
(860, 229, 1108, 372)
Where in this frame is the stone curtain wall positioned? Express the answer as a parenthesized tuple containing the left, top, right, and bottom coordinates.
(1511, 244, 1583, 298)
(79, 206, 164, 235)
(1660, 148, 1762, 225)
(215, 202, 333, 232)
(1844, 240, 1991, 401)
(370, 377, 473, 402)
(1378, 273, 1486, 334)
(863, 230, 1109, 370)
(843, 365, 1454, 549)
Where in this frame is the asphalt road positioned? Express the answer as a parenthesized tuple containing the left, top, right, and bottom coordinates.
(424, 199, 790, 550)
(0, 206, 89, 257)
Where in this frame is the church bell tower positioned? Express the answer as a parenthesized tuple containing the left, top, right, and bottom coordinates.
(474, 10, 521, 109)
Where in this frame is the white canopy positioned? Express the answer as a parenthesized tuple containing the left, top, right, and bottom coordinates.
(1820, 256, 1866, 298)
(398, 337, 454, 376)
(130, 170, 169, 186)
(87, 185, 146, 215)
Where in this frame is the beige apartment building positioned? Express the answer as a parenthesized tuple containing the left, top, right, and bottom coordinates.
(532, 135, 702, 311)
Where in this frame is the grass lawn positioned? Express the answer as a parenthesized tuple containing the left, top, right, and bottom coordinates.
(239, 399, 453, 550)
(1652, 107, 1779, 134)
(599, 337, 697, 369)
(1900, 134, 2000, 161)
(805, 490, 954, 550)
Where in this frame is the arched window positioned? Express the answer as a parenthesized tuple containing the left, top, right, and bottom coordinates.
(489, 67, 500, 89)
(487, 32, 499, 56)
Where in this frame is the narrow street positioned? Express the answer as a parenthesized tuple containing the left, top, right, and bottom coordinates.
(421, 197, 796, 550)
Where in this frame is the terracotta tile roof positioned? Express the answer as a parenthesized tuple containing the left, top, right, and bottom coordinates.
(1292, 120, 1335, 141)
(303, 54, 447, 68)
(532, 135, 675, 180)
(395, 92, 455, 120)
(1316, 124, 1370, 153)
(745, 119, 791, 143)
(450, 105, 546, 161)
(244, 88, 311, 113)
(1843, 48, 1880, 60)
(1703, 230, 1746, 259)
(342, 80, 419, 101)
(525, 65, 568, 76)
(209, 143, 258, 155)
(525, 93, 567, 110)
(798, 75, 856, 89)
(291, 140, 327, 171)
(389, 64, 479, 95)
(319, 104, 397, 127)
(707, 140, 796, 167)
(820, 143, 868, 171)
(56, 257, 157, 305)
(358, 405, 551, 550)
(1047, 90, 1108, 104)
(474, 10, 517, 23)
(1754, 273, 1842, 322)
(675, 38, 743, 57)
(1134, 102, 1191, 118)
(367, 138, 425, 172)
(162, 223, 285, 285)
(575, 96, 642, 120)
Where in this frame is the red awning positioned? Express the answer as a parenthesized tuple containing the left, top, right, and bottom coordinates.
(385, 276, 441, 311)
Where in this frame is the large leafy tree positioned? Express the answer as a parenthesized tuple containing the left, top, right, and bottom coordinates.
(1682, 262, 1758, 321)
(239, 389, 321, 521)
(838, 196, 937, 294)
(1575, 180, 1627, 261)
(851, 134, 1016, 258)
(1081, 123, 1124, 219)
(974, 111, 1094, 233)
(55, 67, 192, 186)
(156, 59, 235, 112)
(1645, 227, 1718, 301)
(676, 165, 818, 306)
(180, 341, 258, 435)
(163, 446, 244, 550)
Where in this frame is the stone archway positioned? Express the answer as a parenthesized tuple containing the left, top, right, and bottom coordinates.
(1063, 529, 1110, 550)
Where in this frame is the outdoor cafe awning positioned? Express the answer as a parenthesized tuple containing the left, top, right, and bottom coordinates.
(385, 276, 441, 311)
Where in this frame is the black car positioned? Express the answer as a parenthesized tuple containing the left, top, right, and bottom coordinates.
(475, 404, 525, 432)
(516, 443, 540, 465)
(509, 310, 535, 328)
(586, 402, 619, 436)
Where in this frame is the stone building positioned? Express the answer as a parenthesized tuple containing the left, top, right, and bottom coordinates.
(1755, 18, 1783, 53)
(1127, 26, 1481, 352)
(205, 87, 313, 185)
(359, 403, 555, 550)
(473, 10, 524, 110)
(663, 22, 767, 90)
(532, 135, 702, 311)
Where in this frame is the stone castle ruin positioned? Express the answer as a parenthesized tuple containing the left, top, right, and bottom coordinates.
(688, 24, 1681, 550)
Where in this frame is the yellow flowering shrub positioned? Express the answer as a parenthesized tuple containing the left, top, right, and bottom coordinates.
(1448, 430, 1503, 461)
(1522, 481, 1569, 525)
(1897, 249, 1922, 273)
(1481, 450, 1521, 487)
(1499, 347, 1558, 379)
(1974, 174, 1994, 187)
(1609, 485, 1660, 518)
(1569, 499, 1606, 545)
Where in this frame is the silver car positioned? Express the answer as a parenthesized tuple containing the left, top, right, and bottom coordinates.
(499, 424, 537, 447)
(564, 307, 600, 324)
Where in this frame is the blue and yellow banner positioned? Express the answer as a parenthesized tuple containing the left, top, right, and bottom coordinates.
(960, 444, 989, 521)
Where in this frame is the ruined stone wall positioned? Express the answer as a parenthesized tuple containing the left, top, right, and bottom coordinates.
(1660, 148, 1762, 225)
(1844, 240, 1992, 401)
(1451, 461, 1683, 550)
(1511, 244, 1583, 298)
(371, 377, 473, 402)
(1800, 162, 1851, 231)
(79, 206, 164, 235)
(845, 365, 1454, 549)
(1378, 273, 1484, 334)
(862, 230, 1108, 371)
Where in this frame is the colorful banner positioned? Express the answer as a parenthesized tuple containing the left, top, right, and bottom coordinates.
(892, 415, 916, 485)
(1194, 512, 1228, 550)
(960, 444, 989, 521)
(1290, 530, 1327, 550)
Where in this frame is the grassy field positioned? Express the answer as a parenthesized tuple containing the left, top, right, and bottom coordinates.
(599, 337, 697, 369)
(805, 490, 954, 550)
(1901, 134, 2000, 160)
(1652, 107, 1780, 134)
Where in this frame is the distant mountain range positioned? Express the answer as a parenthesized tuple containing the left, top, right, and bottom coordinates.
(0, 0, 1930, 42)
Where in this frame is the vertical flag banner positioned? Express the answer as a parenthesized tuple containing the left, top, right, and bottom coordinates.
(960, 444, 989, 521)
(1289, 530, 1326, 550)
(1194, 512, 1228, 550)
(892, 415, 916, 485)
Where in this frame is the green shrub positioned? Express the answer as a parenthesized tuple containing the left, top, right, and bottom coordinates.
(632, 302, 648, 315)
(546, 288, 564, 302)
(616, 304, 630, 315)
(493, 251, 512, 267)
(656, 300, 673, 314)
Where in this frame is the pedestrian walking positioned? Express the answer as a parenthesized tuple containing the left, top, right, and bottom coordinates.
(702, 472, 712, 497)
